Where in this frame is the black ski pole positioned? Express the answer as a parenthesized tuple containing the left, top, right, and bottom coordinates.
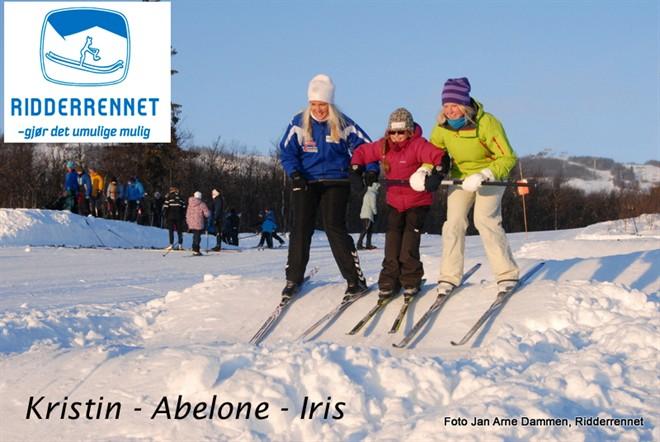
(439, 179, 534, 187)
(106, 226, 135, 248)
(384, 179, 534, 188)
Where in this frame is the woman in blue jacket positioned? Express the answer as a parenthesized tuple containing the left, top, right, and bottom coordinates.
(279, 74, 378, 299)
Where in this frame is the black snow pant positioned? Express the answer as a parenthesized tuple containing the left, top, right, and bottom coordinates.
(258, 232, 273, 249)
(285, 181, 363, 285)
(191, 229, 203, 252)
(378, 205, 429, 291)
(357, 218, 374, 248)
(167, 217, 184, 246)
(214, 220, 223, 249)
(272, 232, 285, 245)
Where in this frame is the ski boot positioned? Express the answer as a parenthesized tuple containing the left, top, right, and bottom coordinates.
(281, 280, 300, 301)
(436, 281, 456, 296)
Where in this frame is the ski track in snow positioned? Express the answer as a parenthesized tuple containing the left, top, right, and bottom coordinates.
(0, 209, 658, 441)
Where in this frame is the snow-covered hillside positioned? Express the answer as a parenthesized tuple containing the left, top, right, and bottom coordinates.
(0, 210, 658, 441)
(521, 154, 660, 193)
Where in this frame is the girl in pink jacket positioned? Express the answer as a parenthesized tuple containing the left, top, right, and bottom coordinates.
(351, 108, 448, 298)
(186, 191, 210, 255)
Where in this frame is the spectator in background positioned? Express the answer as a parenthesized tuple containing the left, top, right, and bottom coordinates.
(150, 191, 164, 227)
(76, 166, 92, 216)
(106, 176, 123, 219)
(88, 166, 104, 217)
(186, 191, 210, 256)
(63, 161, 79, 212)
(124, 176, 145, 222)
(163, 186, 186, 250)
(357, 181, 380, 250)
(223, 208, 240, 246)
(210, 188, 225, 251)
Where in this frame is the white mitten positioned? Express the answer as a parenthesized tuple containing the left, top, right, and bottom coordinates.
(461, 168, 494, 192)
(409, 167, 431, 192)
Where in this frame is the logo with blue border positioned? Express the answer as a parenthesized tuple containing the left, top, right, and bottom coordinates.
(40, 7, 130, 86)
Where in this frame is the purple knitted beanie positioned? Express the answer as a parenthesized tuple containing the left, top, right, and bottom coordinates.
(442, 77, 471, 106)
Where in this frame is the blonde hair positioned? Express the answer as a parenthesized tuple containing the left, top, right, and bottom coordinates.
(436, 104, 477, 126)
(302, 103, 346, 144)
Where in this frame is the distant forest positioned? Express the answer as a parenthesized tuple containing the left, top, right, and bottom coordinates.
(1, 43, 657, 234)
(0, 134, 658, 235)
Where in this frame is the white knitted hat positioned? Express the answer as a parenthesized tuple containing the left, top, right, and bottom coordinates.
(194, 191, 202, 199)
(307, 74, 335, 104)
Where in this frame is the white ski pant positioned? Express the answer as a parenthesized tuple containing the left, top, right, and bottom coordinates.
(439, 185, 519, 286)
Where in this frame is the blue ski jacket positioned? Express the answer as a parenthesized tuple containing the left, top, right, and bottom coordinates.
(126, 179, 145, 201)
(77, 173, 92, 197)
(279, 112, 378, 181)
(65, 171, 79, 193)
(261, 211, 278, 233)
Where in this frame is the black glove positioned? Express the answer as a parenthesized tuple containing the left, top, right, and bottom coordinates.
(440, 153, 451, 175)
(290, 171, 307, 191)
(424, 164, 445, 192)
(349, 164, 365, 193)
(364, 170, 379, 187)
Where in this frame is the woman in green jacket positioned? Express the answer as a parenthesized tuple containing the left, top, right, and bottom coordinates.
(429, 77, 519, 294)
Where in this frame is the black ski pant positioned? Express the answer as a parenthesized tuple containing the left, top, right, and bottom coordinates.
(286, 181, 363, 285)
(272, 232, 285, 245)
(357, 218, 374, 247)
(229, 230, 239, 246)
(167, 217, 184, 246)
(213, 220, 223, 248)
(258, 232, 273, 249)
(378, 205, 429, 291)
(191, 229, 203, 252)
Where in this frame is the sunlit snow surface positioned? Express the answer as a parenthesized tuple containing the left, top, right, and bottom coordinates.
(0, 209, 658, 441)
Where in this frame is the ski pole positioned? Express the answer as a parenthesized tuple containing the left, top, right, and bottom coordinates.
(384, 179, 534, 188)
(106, 226, 135, 248)
(238, 232, 259, 240)
(440, 179, 533, 187)
(205, 230, 209, 253)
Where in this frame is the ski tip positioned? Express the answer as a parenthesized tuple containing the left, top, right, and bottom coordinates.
(450, 341, 461, 346)
(392, 343, 405, 349)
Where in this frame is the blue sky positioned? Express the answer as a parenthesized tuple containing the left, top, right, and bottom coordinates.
(2, 0, 659, 163)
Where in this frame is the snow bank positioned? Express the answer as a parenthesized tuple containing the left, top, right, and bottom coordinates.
(0, 208, 170, 248)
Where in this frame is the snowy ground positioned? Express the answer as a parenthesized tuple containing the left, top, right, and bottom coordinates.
(0, 209, 658, 441)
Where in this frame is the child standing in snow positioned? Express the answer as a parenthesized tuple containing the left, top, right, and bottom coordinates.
(351, 108, 448, 298)
(185, 191, 210, 255)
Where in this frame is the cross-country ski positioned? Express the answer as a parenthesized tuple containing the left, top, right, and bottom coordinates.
(392, 264, 481, 347)
(450, 262, 546, 346)
(249, 266, 319, 345)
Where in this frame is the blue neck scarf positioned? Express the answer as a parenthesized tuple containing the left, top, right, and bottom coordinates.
(447, 117, 466, 130)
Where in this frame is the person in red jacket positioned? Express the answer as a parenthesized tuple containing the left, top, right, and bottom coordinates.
(351, 108, 449, 298)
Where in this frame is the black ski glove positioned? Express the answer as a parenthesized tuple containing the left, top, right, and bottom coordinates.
(364, 170, 379, 187)
(290, 171, 307, 191)
(424, 164, 445, 192)
(440, 153, 451, 175)
(349, 164, 365, 193)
